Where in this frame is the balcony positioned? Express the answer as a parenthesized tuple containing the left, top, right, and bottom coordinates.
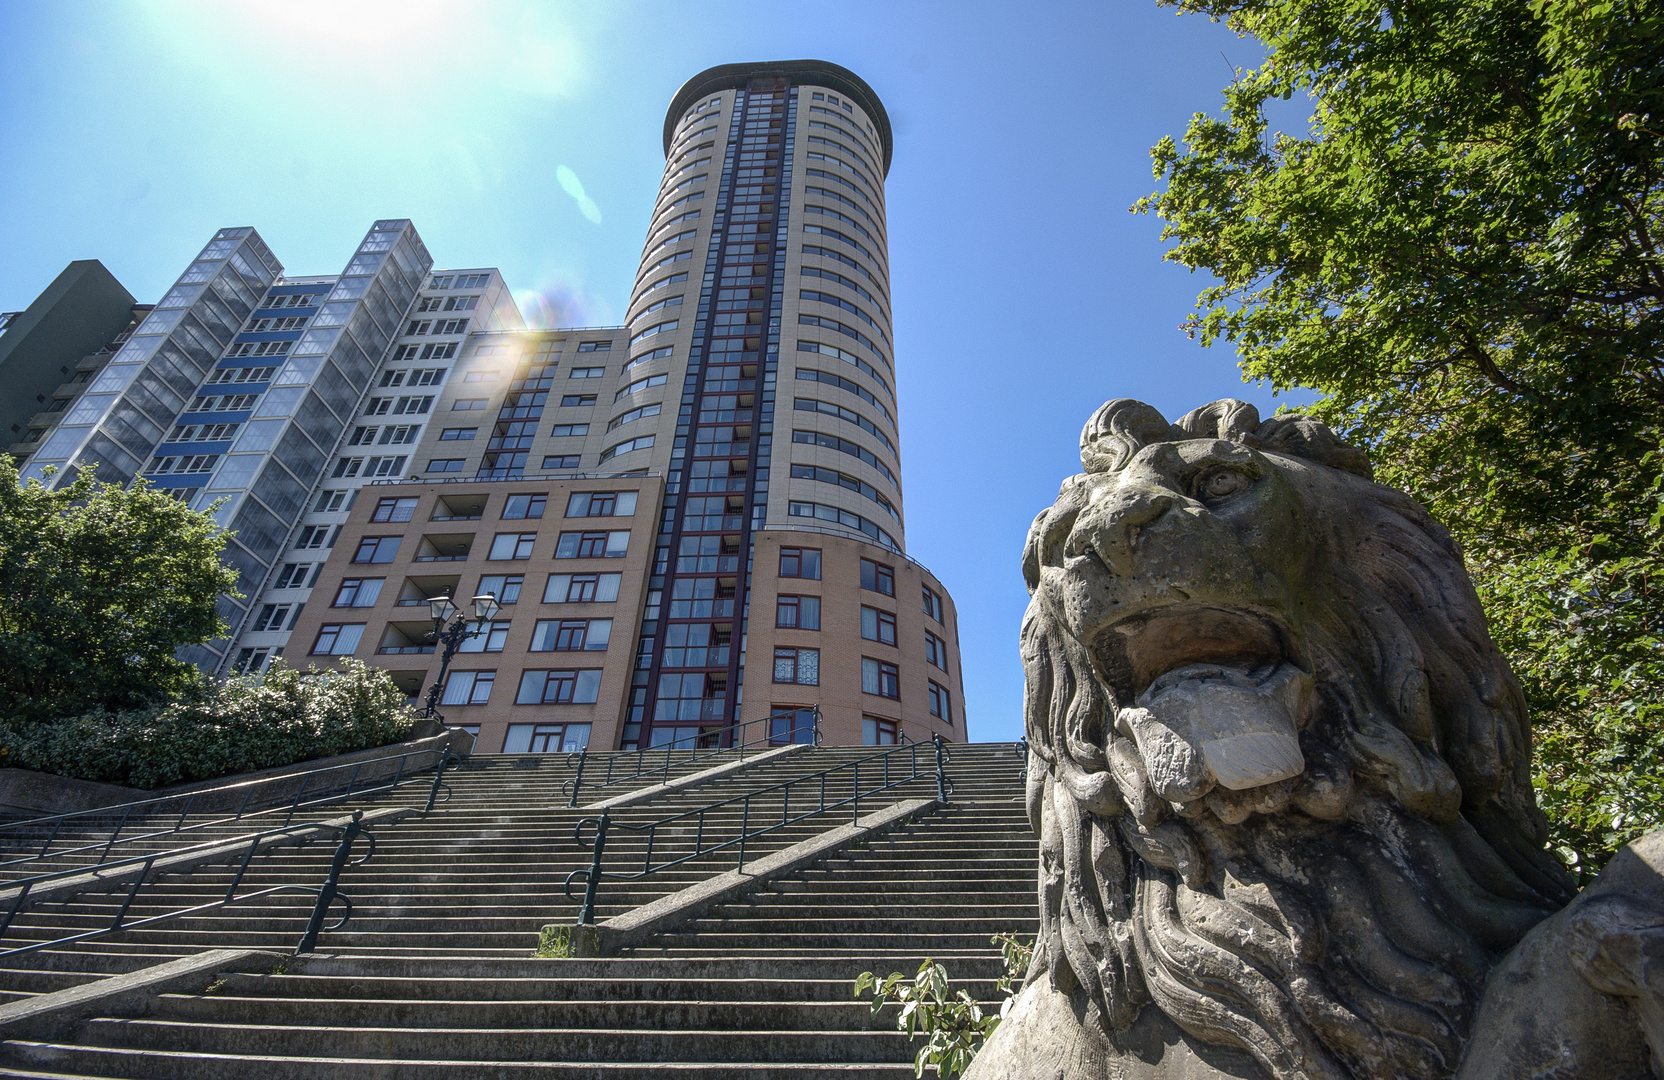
(431, 493, 487, 521)
(397, 575, 460, 607)
(414, 534, 473, 562)
(378, 622, 438, 656)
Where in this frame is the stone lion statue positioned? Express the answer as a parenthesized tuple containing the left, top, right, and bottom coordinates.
(967, 399, 1664, 1080)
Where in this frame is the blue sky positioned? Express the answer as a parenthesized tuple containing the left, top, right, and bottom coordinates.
(0, 1, 1305, 743)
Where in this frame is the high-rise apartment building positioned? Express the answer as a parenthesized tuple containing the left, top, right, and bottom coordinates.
(5, 60, 964, 754)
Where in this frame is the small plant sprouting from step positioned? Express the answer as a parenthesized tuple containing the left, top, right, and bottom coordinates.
(535, 924, 575, 958)
(855, 932, 1034, 1079)
(201, 976, 228, 996)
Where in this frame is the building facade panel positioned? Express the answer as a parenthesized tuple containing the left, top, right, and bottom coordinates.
(284, 473, 661, 754)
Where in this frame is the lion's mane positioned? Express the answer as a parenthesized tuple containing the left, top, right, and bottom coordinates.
(1019, 400, 1577, 1080)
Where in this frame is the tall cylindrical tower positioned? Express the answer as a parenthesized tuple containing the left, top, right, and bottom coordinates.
(621, 61, 962, 750)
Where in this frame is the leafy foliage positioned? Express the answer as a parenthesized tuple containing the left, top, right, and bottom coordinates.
(0, 659, 417, 789)
(855, 934, 1033, 1078)
(0, 457, 240, 724)
(1136, 0, 1664, 870)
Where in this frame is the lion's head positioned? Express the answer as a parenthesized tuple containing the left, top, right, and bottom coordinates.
(1019, 399, 1578, 1080)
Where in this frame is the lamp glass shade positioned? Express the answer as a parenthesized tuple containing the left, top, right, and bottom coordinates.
(427, 596, 458, 623)
(472, 593, 501, 622)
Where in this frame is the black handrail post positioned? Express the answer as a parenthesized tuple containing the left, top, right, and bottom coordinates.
(423, 752, 453, 813)
(567, 749, 587, 807)
(295, 810, 363, 955)
(576, 813, 609, 925)
(99, 805, 134, 866)
(852, 761, 860, 824)
(934, 734, 949, 804)
(284, 774, 310, 828)
(173, 793, 197, 832)
(738, 794, 750, 871)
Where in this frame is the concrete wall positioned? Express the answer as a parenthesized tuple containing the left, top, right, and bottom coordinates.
(0, 260, 138, 449)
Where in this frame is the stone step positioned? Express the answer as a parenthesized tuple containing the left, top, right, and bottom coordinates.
(66, 1019, 916, 1063)
(0, 1044, 920, 1079)
(207, 971, 998, 1002)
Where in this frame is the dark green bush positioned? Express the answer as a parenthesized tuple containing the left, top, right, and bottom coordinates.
(0, 659, 418, 790)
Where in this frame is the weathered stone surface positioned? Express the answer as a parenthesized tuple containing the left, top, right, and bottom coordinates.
(972, 398, 1664, 1080)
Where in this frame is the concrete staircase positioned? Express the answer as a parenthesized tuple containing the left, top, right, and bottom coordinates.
(0, 741, 1037, 1077)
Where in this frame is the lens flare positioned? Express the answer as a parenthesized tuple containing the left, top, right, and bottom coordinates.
(556, 165, 603, 224)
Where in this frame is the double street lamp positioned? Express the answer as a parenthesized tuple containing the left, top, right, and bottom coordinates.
(420, 592, 502, 722)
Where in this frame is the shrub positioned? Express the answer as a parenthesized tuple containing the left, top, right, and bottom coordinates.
(856, 933, 1033, 1079)
(0, 659, 418, 789)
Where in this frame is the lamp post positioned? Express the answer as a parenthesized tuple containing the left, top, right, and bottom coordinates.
(420, 592, 502, 722)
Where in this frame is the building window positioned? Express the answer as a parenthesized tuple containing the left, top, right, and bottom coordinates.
(516, 669, 602, 704)
(531, 618, 612, 652)
(777, 595, 821, 630)
(863, 716, 900, 746)
(311, 624, 364, 656)
(928, 681, 953, 724)
(860, 606, 897, 645)
(456, 621, 510, 653)
(502, 722, 592, 754)
(440, 671, 495, 706)
(314, 490, 352, 513)
(662, 623, 729, 666)
(252, 604, 293, 632)
(570, 366, 606, 378)
(352, 536, 400, 563)
(274, 562, 313, 589)
(779, 547, 821, 580)
(774, 647, 820, 686)
(440, 427, 476, 441)
(769, 706, 817, 745)
(428, 458, 464, 473)
(655, 672, 728, 723)
(543, 455, 581, 470)
(923, 586, 944, 623)
(477, 573, 524, 605)
(488, 533, 538, 560)
(544, 572, 622, 603)
(577, 341, 612, 352)
(560, 394, 597, 407)
(502, 494, 547, 519)
(925, 630, 949, 673)
(333, 578, 384, 608)
(566, 491, 638, 518)
(550, 424, 589, 437)
(372, 497, 418, 523)
(860, 558, 895, 597)
(556, 531, 630, 558)
(599, 434, 653, 462)
(862, 657, 900, 699)
(232, 648, 269, 675)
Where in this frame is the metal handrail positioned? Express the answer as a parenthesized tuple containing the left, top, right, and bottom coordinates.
(564, 735, 952, 924)
(0, 809, 381, 959)
(0, 746, 459, 875)
(560, 712, 821, 807)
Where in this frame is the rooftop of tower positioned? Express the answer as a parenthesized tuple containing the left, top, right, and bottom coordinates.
(663, 59, 893, 176)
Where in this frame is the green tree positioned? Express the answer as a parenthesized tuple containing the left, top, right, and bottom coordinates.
(0, 457, 240, 724)
(1136, 0, 1664, 872)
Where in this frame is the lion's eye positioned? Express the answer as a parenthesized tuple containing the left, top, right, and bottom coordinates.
(1195, 468, 1254, 504)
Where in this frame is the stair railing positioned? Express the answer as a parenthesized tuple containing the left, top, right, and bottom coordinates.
(0, 744, 460, 877)
(561, 711, 821, 807)
(0, 809, 385, 959)
(564, 735, 952, 924)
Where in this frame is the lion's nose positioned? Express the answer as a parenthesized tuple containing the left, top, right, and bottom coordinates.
(1064, 489, 1175, 576)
